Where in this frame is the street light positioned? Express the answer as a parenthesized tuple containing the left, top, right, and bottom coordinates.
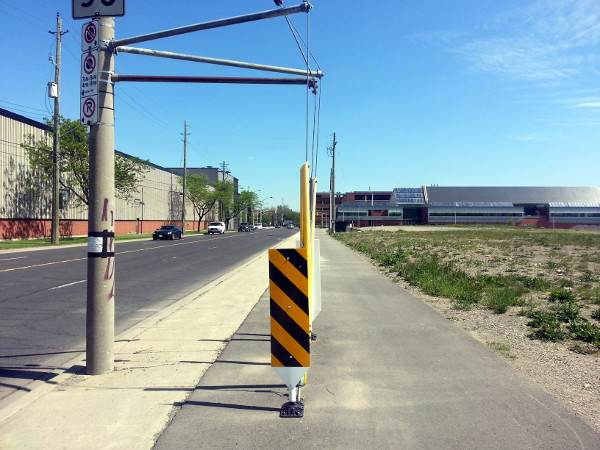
(258, 196, 273, 225)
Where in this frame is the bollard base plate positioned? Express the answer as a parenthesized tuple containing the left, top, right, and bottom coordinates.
(280, 401, 304, 418)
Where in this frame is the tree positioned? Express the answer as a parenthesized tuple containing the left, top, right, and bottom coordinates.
(222, 190, 258, 226)
(21, 117, 149, 207)
(185, 174, 216, 231)
(212, 179, 235, 223)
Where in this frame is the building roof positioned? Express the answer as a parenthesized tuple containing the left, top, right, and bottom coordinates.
(166, 167, 238, 185)
(0, 107, 52, 132)
(426, 186, 600, 205)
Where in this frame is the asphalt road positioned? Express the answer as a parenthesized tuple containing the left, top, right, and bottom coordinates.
(0, 228, 296, 401)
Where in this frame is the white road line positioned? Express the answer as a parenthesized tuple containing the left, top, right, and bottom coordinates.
(0, 256, 27, 261)
(49, 280, 86, 290)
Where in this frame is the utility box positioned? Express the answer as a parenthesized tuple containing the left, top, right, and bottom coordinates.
(48, 82, 58, 98)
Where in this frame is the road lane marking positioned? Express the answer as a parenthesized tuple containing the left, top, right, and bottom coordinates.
(49, 280, 86, 290)
(0, 233, 240, 273)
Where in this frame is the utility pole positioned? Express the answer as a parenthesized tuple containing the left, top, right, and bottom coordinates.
(49, 14, 67, 244)
(328, 133, 337, 235)
(182, 121, 188, 233)
(219, 160, 229, 221)
(87, 17, 116, 375)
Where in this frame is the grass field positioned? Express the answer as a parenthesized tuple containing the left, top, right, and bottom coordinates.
(335, 226, 600, 353)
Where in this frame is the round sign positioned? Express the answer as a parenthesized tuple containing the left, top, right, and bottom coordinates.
(83, 97, 96, 118)
(83, 54, 97, 75)
(84, 22, 97, 45)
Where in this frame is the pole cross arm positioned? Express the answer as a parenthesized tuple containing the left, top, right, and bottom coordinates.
(109, 3, 312, 51)
(115, 46, 324, 79)
(111, 74, 318, 91)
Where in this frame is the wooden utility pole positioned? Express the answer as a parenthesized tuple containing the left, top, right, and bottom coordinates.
(50, 14, 67, 244)
(329, 133, 337, 235)
(181, 121, 188, 233)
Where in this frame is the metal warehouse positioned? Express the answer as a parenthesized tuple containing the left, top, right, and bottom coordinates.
(316, 186, 600, 230)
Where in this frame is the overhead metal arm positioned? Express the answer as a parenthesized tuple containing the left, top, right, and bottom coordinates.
(109, 3, 312, 51)
(111, 74, 317, 91)
(115, 46, 323, 78)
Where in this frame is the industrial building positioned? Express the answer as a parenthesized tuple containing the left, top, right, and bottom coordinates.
(0, 107, 235, 239)
(317, 186, 600, 230)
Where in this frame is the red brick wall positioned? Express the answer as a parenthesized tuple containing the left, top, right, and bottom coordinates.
(0, 219, 206, 240)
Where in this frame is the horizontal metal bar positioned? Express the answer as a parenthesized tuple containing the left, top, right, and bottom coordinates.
(110, 3, 311, 50)
(116, 46, 323, 78)
(111, 74, 317, 88)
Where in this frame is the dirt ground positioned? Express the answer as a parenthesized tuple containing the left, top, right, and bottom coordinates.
(350, 226, 600, 433)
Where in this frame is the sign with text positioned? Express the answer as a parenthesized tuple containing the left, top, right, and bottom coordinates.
(73, 0, 125, 20)
(80, 50, 99, 125)
(81, 20, 99, 52)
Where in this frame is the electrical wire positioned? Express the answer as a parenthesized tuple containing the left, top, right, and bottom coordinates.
(312, 81, 322, 179)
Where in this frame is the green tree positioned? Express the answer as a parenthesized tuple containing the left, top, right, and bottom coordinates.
(185, 174, 215, 231)
(21, 117, 149, 206)
(212, 179, 235, 222)
(223, 190, 258, 226)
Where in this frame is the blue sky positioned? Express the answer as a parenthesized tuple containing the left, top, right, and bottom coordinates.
(1, 1, 599, 211)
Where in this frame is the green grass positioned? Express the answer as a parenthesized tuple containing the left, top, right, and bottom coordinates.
(335, 226, 600, 352)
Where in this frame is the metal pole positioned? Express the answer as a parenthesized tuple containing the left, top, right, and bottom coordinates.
(87, 17, 116, 375)
(110, 3, 311, 50)
(111, 75, 317, 88)
(51, 14, 62, 245)
(115, 46, 323, 78)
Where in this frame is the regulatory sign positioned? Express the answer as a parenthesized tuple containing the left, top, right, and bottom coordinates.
(81, 20, 98, 52)
(81, 51, 98, 96)
(73, 0, 125, 20)
(80, 50, 99, 125)
(81, 96, 98, 126)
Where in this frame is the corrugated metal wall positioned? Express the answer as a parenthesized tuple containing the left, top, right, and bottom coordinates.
(1, 111, 195, 223)
(1, 113, 53, 219)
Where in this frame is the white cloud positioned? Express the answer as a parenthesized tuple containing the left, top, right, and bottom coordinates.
(456, 0, 600, 83)
(574, 102, 600, 108)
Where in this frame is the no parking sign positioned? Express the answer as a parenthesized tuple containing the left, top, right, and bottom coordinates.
(80, 49, 98, 125)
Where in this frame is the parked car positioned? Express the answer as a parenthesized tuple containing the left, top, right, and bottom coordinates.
(275, 224, 281, 228)
(286, 223, 294, 229)
(253, 223, 263, 230)
(207, 221, 226, 234)
(238, 222, 252, 232)
(153, 225, 183, 240)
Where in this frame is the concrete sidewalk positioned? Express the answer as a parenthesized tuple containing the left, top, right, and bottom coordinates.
(1, 230, 599, 449)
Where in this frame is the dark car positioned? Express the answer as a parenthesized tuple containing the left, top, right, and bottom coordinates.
(153, 225, 183, 240)
(238, 222, 252, 232)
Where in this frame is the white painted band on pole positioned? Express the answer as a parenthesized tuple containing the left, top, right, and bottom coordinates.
(88, 236, 103, 253)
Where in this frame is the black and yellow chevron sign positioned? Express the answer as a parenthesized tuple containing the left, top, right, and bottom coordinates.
(269, 248, 310, 368)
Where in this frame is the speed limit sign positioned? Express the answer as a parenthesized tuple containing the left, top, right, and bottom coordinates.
(72, 0, 125, 20)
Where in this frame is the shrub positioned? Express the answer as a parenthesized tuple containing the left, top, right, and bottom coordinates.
(527, 311, 569, 342)
(568, 321, 600, 346)
(548, 289, 576, 304)
(552, 302, 581, 323)
(520, 276, 551, 291)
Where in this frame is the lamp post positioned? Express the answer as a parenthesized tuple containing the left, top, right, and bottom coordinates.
(258, 196, 273, 225)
